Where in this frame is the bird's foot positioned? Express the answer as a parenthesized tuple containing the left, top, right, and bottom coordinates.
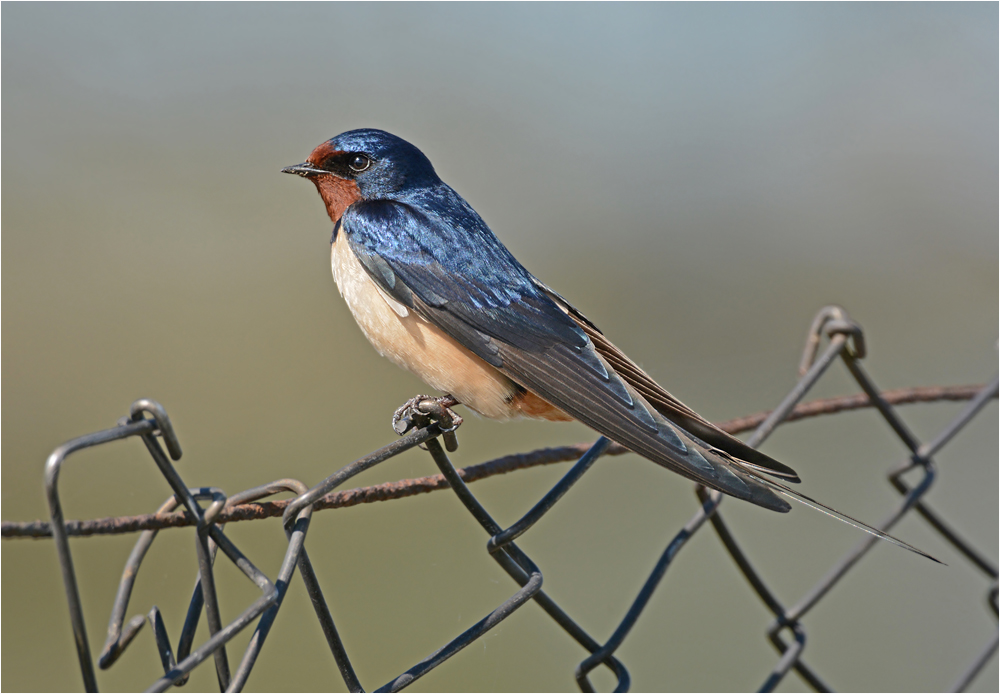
(392, 394, 463, 451)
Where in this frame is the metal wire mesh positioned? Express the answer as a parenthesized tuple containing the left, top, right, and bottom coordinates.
(2, 306, 997, 692)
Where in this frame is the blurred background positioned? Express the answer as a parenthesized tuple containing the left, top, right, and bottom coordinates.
(3, 4, 996, 692)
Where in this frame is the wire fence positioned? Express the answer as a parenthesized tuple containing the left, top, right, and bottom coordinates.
(3, 305, 997, 692)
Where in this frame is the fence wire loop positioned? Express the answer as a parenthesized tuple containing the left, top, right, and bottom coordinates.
(130, 399, 183, 461)
(799, 305, 865, 375)
(9, 307, 996, 692)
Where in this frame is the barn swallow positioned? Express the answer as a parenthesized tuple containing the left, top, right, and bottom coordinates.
(283, 128, 936, 560)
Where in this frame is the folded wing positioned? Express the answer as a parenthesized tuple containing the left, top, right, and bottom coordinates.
(342, 199, 795, 512)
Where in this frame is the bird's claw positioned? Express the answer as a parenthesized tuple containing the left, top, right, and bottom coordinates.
(391, 395, 463, 451)
(392, 395, 432, 435)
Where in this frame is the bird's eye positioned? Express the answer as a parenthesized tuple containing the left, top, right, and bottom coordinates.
(349, 154, 371, 172)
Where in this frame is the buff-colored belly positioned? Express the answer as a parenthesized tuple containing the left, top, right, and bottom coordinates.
(331, 237, 561, 420)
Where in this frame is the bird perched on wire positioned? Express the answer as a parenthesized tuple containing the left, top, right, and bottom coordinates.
(283, 128, 935, 560)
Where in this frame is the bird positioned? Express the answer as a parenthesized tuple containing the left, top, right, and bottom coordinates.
(283, 128, 936, 561)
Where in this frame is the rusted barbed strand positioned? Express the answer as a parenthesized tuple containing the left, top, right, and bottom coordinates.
(3, 383, 991, 540)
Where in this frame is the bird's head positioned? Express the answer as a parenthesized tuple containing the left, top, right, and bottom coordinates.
(282, 129, 440, 222)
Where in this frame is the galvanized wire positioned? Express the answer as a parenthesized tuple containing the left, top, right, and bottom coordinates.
(3, 306, 996, 692)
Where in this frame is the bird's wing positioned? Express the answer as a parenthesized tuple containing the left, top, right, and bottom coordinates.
(341, 199, 791, 512)
(532, 281, 801, 482)
(339, 198, 943, 561)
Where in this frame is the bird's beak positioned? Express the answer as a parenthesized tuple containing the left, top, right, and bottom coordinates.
(281, 162, 328, 178)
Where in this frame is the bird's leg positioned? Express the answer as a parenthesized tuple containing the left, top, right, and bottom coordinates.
(392, 394, 463, 451)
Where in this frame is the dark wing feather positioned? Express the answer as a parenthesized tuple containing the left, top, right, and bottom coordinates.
(488, 337, 792, 511)
(534, 282, 801, 483)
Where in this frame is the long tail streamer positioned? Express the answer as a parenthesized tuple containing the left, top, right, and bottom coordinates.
(743, 471, 944, 564)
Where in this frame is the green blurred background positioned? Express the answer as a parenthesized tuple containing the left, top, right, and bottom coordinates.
(3, 3, 997, 692)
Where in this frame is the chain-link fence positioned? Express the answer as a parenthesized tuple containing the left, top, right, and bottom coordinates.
(3, 306, 997, 692)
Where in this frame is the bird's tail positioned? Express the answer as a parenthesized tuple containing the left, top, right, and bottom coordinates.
(738, 469, 943, 564)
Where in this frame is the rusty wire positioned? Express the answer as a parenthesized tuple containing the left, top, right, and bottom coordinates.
(1, 383, 989, 541)
(2, 306, 997, 692)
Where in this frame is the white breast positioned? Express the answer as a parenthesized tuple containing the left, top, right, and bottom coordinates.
(330, 237, 524, 420)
